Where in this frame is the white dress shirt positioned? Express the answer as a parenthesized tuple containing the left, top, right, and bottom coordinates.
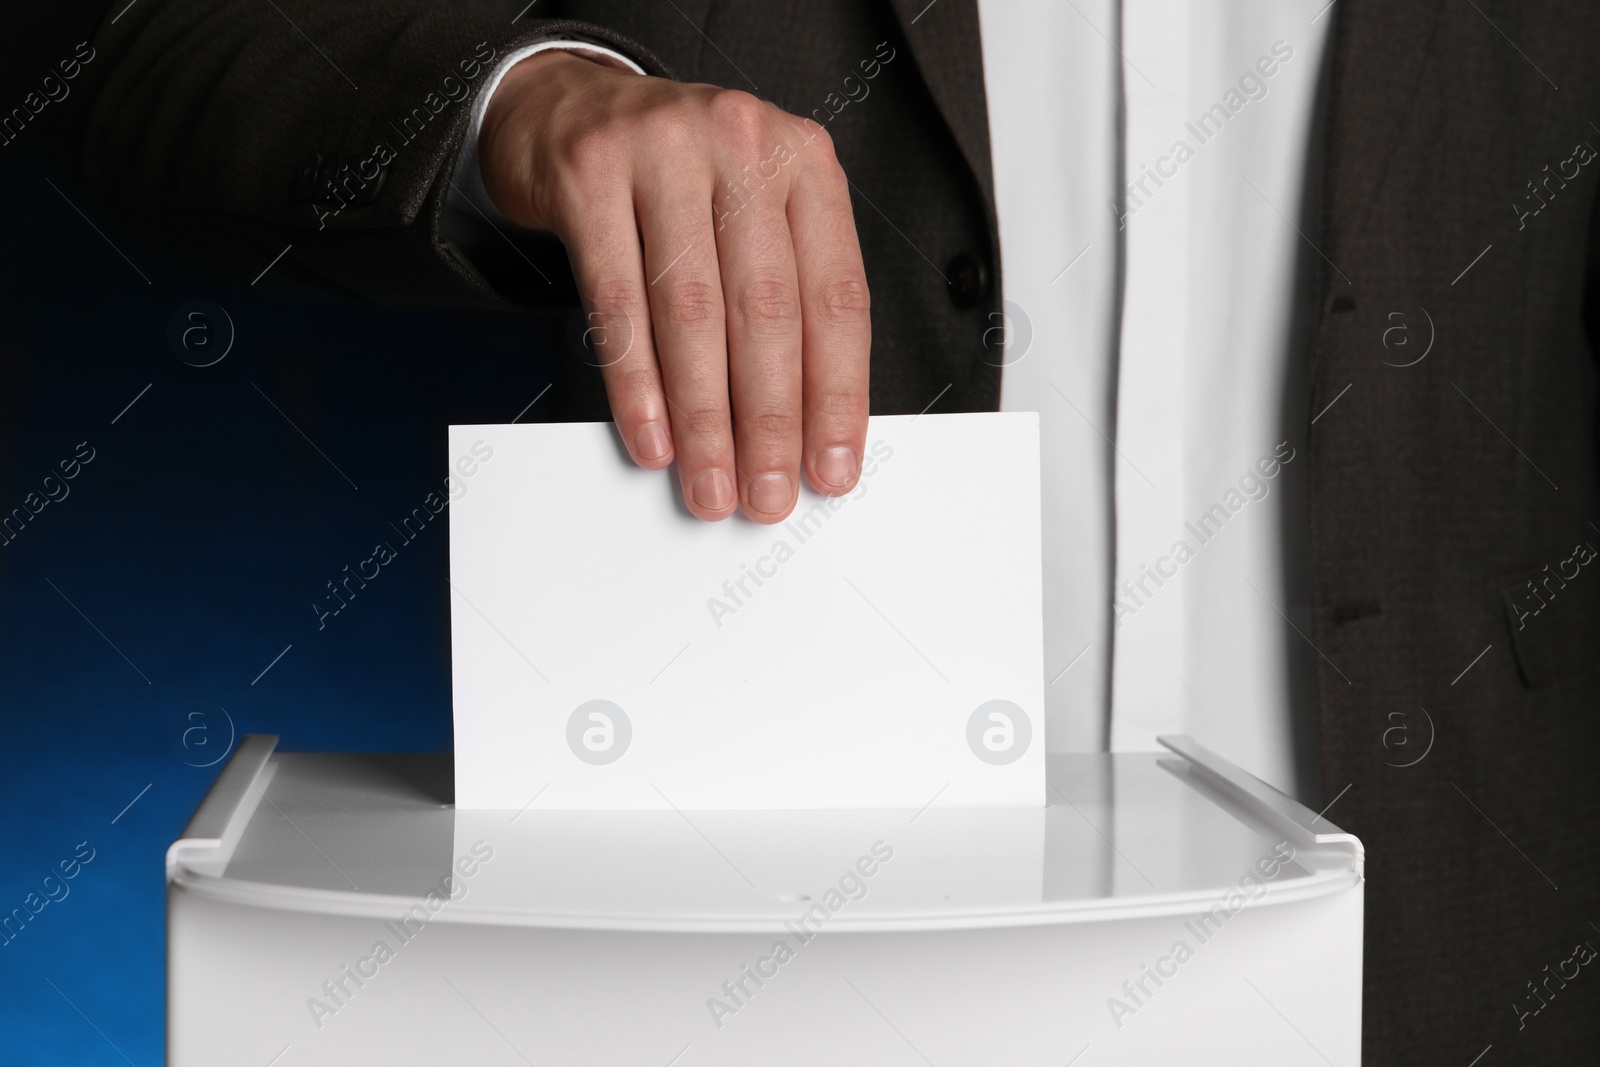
(449, 0, 1334, 802)
(981, 0, 1331, 801)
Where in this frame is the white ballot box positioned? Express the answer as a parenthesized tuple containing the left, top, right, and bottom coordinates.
(167, 734, 1363, 1064)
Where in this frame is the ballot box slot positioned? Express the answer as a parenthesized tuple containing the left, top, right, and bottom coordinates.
(167, 734, 279, 879)
(1158, 735, 1363, 878)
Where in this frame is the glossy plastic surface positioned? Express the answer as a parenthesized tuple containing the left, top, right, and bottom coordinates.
(169, 736, 1361, 933)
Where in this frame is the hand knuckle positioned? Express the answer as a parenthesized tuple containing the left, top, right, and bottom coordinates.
(813, 386, 867, 421)
(660, 279, 723, 326)
(563, 127, 621, 175)
(646, 107, 699, 151)
(742, 408, 801, 445)
(613, 367, 660, 399)
(678, 405, 731, 436)
(817, 274, 871, 320)
(709, 90, 771, 150)
(802, 121, 838, 160)
(586, 280, 643, 320)
(734, 276, 799, 327)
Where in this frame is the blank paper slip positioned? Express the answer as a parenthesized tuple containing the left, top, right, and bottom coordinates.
(448, 412, 1044, 810)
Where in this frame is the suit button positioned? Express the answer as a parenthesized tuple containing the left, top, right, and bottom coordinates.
(946, 250, 990, 308)
(354, 162, 387, 206)
(293, 152, 323, 203)
(312, 153, 345, 207)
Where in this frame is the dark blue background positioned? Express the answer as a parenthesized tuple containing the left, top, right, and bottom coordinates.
(0, 160, 561, 1064)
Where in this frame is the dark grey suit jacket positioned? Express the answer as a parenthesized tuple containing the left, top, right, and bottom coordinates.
(62, 1, 1600, 1061)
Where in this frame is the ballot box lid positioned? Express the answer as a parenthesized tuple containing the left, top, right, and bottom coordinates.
(167, 735, 1361, 933)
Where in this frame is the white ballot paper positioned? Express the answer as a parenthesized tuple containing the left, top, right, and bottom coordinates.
(449, 411, 1044, 810)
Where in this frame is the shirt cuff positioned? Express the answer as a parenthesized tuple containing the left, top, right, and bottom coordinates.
(444, 40, 646, 243)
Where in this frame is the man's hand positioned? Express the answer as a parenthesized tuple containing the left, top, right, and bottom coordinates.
(479, 50, 871, 524)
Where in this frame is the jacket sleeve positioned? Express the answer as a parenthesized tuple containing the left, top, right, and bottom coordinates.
(72, 0, 671, 309)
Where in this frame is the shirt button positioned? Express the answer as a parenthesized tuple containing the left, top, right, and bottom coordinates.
(946, 250, 991, 308)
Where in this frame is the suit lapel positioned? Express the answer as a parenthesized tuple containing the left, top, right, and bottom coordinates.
(1321, 0, 1450, 254)
(887, 0, 1451, 273)
(885, 0, 997, 219)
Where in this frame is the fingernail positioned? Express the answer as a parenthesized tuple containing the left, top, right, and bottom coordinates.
(693, 468, 735, 511)
(816, 446, 857, 489)
(636, 422, 671, 461)
(749, 472, 793, 514)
